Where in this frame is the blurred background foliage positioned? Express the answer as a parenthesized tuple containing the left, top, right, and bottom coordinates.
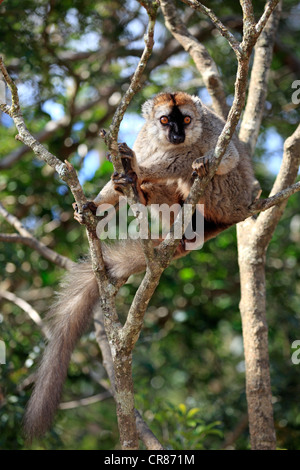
(0, 0, 300, 450)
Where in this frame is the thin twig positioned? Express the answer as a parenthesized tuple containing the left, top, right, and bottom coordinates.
(59, 391, 112, 410)
(0, 95, 111, 170)
(255, 0, 281, 36)
(0, 288, 48, 336)
(181, 0, 242, 56)
(250, 182, 300, 214)
(0, 203, 74, 270)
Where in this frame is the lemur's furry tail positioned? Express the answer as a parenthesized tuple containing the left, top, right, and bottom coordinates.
(23, 240, 146, 441)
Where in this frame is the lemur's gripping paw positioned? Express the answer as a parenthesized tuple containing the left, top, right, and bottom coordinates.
(107, 142, 136, 173)
(192, 156, 210, 179)
(112, 171, 137, 194)
(119, 142, 136, 173)
(73, 202, 85, 224)
(110, 142, 140, 196)
(72, 201, 97, 224)
(83, 201, 98, 214)
(118, 142, 134, 158)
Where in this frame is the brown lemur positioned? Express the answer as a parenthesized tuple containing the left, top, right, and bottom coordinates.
(23, 92, 255, 439)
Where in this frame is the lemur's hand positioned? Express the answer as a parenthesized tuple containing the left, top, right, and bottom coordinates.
(107, 143, 137, 194)
(109, 142, 147, 203)
(107, 142, 139, 175)
(73, 201, 97, 224)
(192, 156, 210, 179)
(83, 201, 98, 214)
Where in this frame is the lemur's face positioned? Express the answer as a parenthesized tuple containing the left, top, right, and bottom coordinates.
(142, 92, 203, 147)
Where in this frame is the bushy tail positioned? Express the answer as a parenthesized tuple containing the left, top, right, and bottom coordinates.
(23, 240, 147, 441)
(23, 261, 99, 440)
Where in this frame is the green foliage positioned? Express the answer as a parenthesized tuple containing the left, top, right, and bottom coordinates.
(0, 0, 300, 451)
(138, 400, 223, 450)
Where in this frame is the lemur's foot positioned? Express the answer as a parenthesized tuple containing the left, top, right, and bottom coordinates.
(192, 156, 210, 178)
(73, 201, 97, 224)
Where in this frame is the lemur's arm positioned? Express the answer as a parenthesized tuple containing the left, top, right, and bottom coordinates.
(86, 143, 147, 212)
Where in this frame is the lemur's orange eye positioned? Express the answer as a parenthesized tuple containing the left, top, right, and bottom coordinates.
(184, 116, 191, 125)
(160, 116, 169, 125)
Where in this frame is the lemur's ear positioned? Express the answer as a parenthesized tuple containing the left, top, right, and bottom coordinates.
(191, 95, 203, 113)
(141, 98, 154, 119)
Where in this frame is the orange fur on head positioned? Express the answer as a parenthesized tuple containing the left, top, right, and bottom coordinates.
(152, 92, 194, 108)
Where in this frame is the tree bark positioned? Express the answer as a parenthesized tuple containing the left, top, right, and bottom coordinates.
(237, 221, 276, 449)
(238, 125, 300, 450)
(236, 3, 300, 450)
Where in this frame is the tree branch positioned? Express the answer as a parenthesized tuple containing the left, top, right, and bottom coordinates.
(250, 180, 300, 215)
(254, 123, 300, 246)
(255, 0, 281, 37)
(181, 0, 242, 56)
(161, 0, 229, 119)
(0, 288, 48, 335)
(1, 3, 164, 448)
(0, 56, 112, 298)
(86, 2, 161, 450)
(236, 1, 290, 451)
(239, 1, 282, 153)
(58, 391, 112, 410)
(0, 202, 74, 270)
(0, 94, 113, 170)
(102, 2, 158, 174)
(93, 307, 164, 450)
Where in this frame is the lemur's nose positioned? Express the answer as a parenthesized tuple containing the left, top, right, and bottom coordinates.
(171, 134, 185, 144)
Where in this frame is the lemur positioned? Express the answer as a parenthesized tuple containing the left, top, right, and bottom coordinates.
(23, 92, 254, 440)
